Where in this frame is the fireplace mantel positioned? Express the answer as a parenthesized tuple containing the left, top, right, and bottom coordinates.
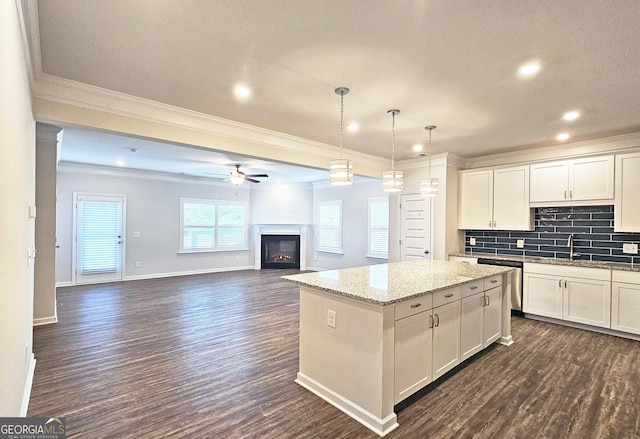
(254, 225, 308, 270)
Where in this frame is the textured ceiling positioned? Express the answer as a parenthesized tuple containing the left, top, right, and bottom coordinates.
(31, 0, 640, 177)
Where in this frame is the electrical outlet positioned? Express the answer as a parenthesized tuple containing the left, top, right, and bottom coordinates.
(517, 239, 525, 248)
(133, 231, 141, 238)
(470, 237, 476, 246)
(135, 261, 141, 268)
(327, 310, 336, 328)
(623, 243, 638, 254)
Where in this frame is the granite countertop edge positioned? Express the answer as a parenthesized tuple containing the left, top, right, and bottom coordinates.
(449, 252, 640, 272)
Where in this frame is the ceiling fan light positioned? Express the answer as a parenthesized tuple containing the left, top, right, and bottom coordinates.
(329, 159, 353, 185)
(230, 174, 245, 185)
(420, 177, 439, 197)
(383, 170, 403, 192)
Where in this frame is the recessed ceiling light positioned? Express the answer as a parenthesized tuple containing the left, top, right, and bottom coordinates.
(116, 160, 126, 166)
(233, 84, 251, 99)
(413, 144, 424, 152)
(518, 61, 542, 77)
(556, 133, 570, 141)
(562, 110, 581, 121)
(347, 123, 359, 132)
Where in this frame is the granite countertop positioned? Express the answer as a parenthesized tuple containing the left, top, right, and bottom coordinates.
(282, 259, 513, 306)
(449, 252, 640, 272)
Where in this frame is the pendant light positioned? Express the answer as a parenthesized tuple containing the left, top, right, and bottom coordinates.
(329, 87, 353, 185)
(420, 125, 439, 197)
(383, 109, 403, 192)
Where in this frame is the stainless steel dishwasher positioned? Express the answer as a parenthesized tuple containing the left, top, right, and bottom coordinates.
(477, 258, 524, 316)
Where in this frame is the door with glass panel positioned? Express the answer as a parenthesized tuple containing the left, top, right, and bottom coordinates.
(74, 193, 125, 284)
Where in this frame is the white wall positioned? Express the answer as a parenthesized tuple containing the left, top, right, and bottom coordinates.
(0, 0, 36, 415)
(56, 166, 254, 284)
(311, 179, 388, 270)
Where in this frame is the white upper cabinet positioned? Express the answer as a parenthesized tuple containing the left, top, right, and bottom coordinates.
(458, 166, 532, 230)
(614, 152, 640, 232)
(530, 155, 614, 204)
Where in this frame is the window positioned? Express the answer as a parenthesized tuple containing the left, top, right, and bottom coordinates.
(368, 197, 389, 259)
(180, 198, 248, 252)
(317, 200, 342, 253)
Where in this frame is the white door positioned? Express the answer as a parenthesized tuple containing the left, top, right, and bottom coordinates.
(400, 194, 432, 261)
(74, 193, 125, 284)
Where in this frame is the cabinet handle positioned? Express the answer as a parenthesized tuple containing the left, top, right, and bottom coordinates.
(444, 293, 454, 298)
(559, 279, 562, 288)
(486, 296, 490, 306)
(570, 190, 573, 199)
(470, 286, 479, 290)
(489, 220, 492, 227)
(434, 314, 440, 327)
(410, 303, 422, 308)
(493, 221, 497, 228)
(429, 315, 434, 329)
(490, 279, 498, 283)
(564, 190, 567, 199)
(565, 280, 567, 288)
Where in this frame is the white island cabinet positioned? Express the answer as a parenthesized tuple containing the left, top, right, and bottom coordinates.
(284, 260, 513, 437)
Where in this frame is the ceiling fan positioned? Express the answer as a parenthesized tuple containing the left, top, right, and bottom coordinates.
(228, 164, 268, 185)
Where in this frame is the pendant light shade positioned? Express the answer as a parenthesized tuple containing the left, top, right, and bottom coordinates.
(383, 109, 403, 192)
(329, 87, 353, 185)
(420, 125, 439, 197)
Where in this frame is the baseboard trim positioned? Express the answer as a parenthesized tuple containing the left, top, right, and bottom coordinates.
(525, 314, 640, 342)
(295, 372, 398, 437)
(125, 266, 254, 281)
(21, 355, 36, 416)
(55, 281, 73, 287)
(33, 315, 58, 326)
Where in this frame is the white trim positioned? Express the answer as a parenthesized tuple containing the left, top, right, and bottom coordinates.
(524, 314, 640, 342)
(33, 315, 58, 326)
(125, 265, 254, 281)
(253, 225, 308, 270)
(295, 372, 399, 437)
(20, 354, 36, 417)
(55, 281, 73, 288)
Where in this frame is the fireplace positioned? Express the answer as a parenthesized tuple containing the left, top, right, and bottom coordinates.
(254, 225, 307, 270)
(261, 235, 300, 269)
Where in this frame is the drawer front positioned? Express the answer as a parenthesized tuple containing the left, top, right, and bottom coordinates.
(484, 275, 502, 290)
(433, 286, 461, 308)
(461, 280, 483, 298)
(395, 294, 433, 320)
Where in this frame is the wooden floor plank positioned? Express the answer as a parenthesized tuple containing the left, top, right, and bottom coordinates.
(29, 270, 640, 438)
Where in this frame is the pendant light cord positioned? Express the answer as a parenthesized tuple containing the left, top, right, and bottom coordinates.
(391, 111, 396, 170)
(339, 91, 344, 158)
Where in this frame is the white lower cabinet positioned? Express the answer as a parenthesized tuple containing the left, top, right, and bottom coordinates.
(612, 271, 640, 335)
(523, 263, 611, 329)
(394, 311, 433, 404)
(461, 282, 502, 362)
(432, 300, 461, 380)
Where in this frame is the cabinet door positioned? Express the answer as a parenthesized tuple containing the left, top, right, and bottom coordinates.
(493, 166, 532, 230)
(615, 152, 640, 232)
(530, 161, 568, 202)
(569, 155, 614, 201)
(432, 301, 461, 380)
(458, 170, 493, 230)
(523, 272, 562, 318)
(394, 311, 433, 404)
(563, 276, 611, 328)
(483, 286, 503, 345)
(460, 293, 483, 361)
(611, 282, 640, 335)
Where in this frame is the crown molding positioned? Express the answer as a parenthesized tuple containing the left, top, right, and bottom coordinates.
(463, 132, 640, 169)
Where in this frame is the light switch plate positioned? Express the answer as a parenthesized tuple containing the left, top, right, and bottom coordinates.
(327, 310, 336, 328)
(517, 239, 525, 248)
(470, 237, 476, 246)
(623, 243, 638, 254)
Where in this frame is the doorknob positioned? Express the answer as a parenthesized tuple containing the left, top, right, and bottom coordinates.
(424, 250, 430, 255)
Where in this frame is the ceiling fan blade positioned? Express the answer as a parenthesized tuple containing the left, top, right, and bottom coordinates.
(245, 177, 261, 183)
(245, 174, 269, 178)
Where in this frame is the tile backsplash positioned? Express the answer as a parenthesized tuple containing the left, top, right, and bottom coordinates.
(465, 205, 640, 265)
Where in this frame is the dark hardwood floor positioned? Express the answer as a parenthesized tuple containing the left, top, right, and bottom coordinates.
(29, 270, 640, 438)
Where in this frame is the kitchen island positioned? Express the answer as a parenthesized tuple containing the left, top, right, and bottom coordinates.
(283, 259, 514, 437)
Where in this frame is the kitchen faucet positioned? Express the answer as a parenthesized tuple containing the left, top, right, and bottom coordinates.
(567, 233, 581, 260)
